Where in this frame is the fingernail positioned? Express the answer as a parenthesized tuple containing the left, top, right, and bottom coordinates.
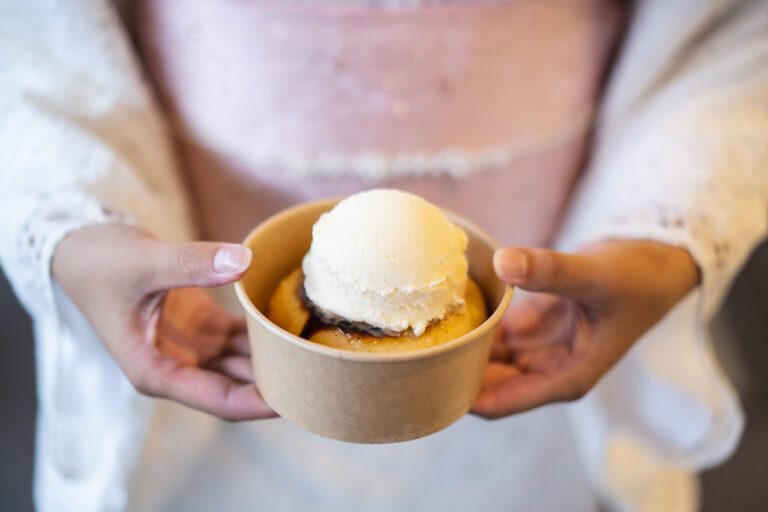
(494, 248, 527, 282)
(213, 245, 252, 274)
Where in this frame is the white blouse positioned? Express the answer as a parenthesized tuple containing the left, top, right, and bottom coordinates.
(1, 1, 767, 511)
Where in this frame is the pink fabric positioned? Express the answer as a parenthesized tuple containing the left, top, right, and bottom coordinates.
(138, 0, 624, 246)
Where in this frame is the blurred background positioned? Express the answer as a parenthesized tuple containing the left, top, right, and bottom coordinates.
(1, 241, 766, 511)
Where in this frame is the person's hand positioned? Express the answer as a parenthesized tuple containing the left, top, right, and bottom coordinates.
(52, 224, 275, 421)
(472, 240, 699, 419)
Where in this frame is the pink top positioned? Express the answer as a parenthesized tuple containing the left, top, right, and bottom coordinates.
(138, 0, 624, 246)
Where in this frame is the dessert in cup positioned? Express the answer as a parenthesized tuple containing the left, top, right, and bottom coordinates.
(236, 189, 513, 443)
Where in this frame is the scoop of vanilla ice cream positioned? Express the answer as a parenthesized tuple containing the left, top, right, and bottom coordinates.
(302, 189, 469, 336)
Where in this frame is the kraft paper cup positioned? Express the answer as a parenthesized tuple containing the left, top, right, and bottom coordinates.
(235, 198, 513, 444)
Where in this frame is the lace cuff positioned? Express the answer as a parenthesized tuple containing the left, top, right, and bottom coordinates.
(0, 94, 191, 323)
(0, 189, 131, 321)
(0, 0, 194, 322)
(558, 79, 768, 319)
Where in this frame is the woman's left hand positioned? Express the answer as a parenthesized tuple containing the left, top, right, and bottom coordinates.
(472, 240, 699, 419)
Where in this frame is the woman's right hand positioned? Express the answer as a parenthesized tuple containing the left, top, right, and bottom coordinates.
(52, 224, 275, 421)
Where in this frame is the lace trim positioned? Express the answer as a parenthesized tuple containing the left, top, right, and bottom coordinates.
(175, 104, 594, 180)
(0, 191, 129, 321)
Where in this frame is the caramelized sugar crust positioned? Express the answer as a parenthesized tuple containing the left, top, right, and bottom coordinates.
(267, 268, 487, 353)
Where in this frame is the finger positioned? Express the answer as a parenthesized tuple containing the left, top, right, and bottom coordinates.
(502, 301, 577, 353)
(502, 300, 541, 335)
(157, 290, 237, 365)
(224, 332, 251, 356)
(514, 346, 571, 374)
(489, 326, 509, 361)
(142, 241, 253, 292)
(493, 247, 602, 301)
(161, 366, 276, 421)
(231, 317, 248, 334)
(161, 288, 234, 338)
(502, 293, 563, 336)
(471, 362, 596, 419)
(207, 355, 254, 383)
(489, 342, 508, 362)
(480, 362, 522, 389)
(472, 373, 562, 419)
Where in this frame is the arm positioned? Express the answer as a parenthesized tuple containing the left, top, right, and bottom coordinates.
(0, 0, 190, 315)
(473, 0, 768, 420)
(0, 0, 272, 420)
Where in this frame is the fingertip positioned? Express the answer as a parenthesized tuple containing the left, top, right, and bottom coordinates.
(226, 385, 278, 421)
(242, 246, 253, 269)
(213, 244, 252, 275)
(144, 241, 253, 291)
(470, 391, 501, 420)
(163, 367, 276, 421)
(493, 247, 528, 284)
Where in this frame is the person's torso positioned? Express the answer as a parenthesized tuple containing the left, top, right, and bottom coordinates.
(136, 0, 625, 247)
(120, 2, 625, 510)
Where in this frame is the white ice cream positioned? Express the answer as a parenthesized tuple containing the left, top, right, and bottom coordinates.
(302, 189, 469, 335)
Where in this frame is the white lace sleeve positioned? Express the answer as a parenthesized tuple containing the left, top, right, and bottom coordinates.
(557, 1, 768, 509)
(0, 0, 193, 320)
(559, 0, 768, 318)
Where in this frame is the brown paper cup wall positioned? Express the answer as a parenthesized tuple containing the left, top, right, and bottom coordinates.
(235, 199, 513, 443)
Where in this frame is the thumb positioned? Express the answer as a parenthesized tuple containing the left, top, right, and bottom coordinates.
(493, 247, 596, 299)
(143, 241, 253, 292)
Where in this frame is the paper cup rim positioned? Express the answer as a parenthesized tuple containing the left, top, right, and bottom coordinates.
(235, 197, 514, 363)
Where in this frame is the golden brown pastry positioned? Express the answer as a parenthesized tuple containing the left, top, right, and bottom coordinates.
(267, 268, 487, 353)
